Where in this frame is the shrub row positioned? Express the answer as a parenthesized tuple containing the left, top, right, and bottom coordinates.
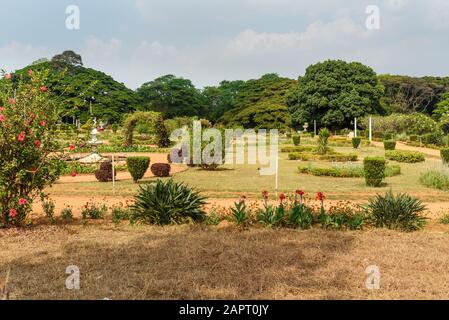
(383, 140, 396, 150)
(281, 146, 315, 153)
(288, 152, 358, 162)
(298, 164, 401, 178)
(385, 150, 425, 163)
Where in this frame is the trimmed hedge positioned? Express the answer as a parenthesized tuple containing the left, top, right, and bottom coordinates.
(383, 140, 396, 150)
(441, 148, 449, 164)
(288, 152, 358, 162)
(385, 150, 425, 163)
(409, 135, 419, 142)
(364, 157, 386, 187)
(126, 156, 150, 182)
(95, 161, 116, 182)
(352, 137, 362, 149)
(298, 164, 400, 178)
(281, 146, 315, 153)
(150, 163, 171, 177)
(384, 133, 394, 141)
(292, 135, 301, 146)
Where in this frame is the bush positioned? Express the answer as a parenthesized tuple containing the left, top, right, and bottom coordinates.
(126, 156, 150, 182)
(81, 201, 107, 219)
(384, 133, 394, 141)
(363, 157, 386, 187)
(298, 163, 400, 178)
(310, 132, 315, 138)
(383, 140, 396, 150)
(441, 148, 449, 164)
(292, 134, 301, 146)
(150, 163, 171, 177)
(111, 124, 119, 134)
(288, 152, 358, 162)
(352, 137, 362, 149)
(60, 206, 73, 222)
(111, 204, 131, 224)
(385, 150, 425, 163)
(281, 146, 315, 153)
(95, 161, 116, 182)
(420, 170, 449, 190)
(409, 135, 419, 142)
(422, 132, 443, 146)
(130, 179, 207, 225)
(362, 191, 427, 232)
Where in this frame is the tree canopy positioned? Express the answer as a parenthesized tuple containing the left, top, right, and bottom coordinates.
(136, 75, 205, 118)
(286, 60, 384, 130)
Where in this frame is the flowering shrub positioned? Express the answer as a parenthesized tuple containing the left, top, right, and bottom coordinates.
(0, 70, 62, 227)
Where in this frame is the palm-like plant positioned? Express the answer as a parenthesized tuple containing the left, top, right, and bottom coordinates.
(131, 179, 207, 225)
(317, 128, 330, 155)
(362, 190, 427, 232)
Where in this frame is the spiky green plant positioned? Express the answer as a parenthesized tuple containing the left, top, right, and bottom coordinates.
(230, 200, 251, 226)
(131, 179, 207, 225)
(317, 128, 330, 155)
(362, 190, 427, 232)
(289, 204, 313, 230)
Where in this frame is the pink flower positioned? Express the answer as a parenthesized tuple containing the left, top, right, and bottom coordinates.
(18, 198, 27, 205)
(34, 140, 41, 147)
(40, 86, 48, 92)
(8, 98, 16, 104)
(18, 131, 26, 142)
(0, 106, 4, 112)
(39, 120, 46, 127)
(0, 115, 5, 122)
(9, 209, 17, 218)
(69, 144, 76, 151)
(71, 171, 77, 177)
(28, 69, 33, 75)
(4, 73, 11, 80)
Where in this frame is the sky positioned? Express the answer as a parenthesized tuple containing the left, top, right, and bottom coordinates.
(1, 0, 448, 89)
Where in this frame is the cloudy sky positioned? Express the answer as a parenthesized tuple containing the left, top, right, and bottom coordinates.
(1, 0, 448, 88)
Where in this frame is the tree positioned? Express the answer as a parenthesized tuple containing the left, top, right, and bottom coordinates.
(51, 50, 83, 69)
(220, 74, 296, 129)
(286, 60, 384, 130)
(0, 69, 63, 227)
(155, 116, 170, 148)
(433, 92, 449, 119)
(202, 80, 245, 122)
(136, 75, 205, 118)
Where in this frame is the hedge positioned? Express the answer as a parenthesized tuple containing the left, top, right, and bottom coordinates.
(364, 157, 386, 187)
(385, 150, 425, 163)
(288, 152, 358, 162)
(126, 156, 150, 182)
(383, 140, 396, 150)
(150, 163, 171, 177)
(292, 135, 301, 146)
(281, 146, 315, 153)
(409, 135, 419, 142)
(441, 148, 449, 164)
(384, 133, 394, 141)
(298, 164, 401, 178)
(352, 137, 362, 149)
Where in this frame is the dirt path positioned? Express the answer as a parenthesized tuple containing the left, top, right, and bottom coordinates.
(371, 141, 440, 158)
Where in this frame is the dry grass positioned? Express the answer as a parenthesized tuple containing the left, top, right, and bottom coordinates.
(1, 223, 449, 300)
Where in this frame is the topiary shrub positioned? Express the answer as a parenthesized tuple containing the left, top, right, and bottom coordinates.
(126, 156, 150, 183)
(441, 148, 449, 164)
(310, 132, 315, 138)
(383, 140, 396, 150)
(421, 132, 443, 146)
(317, 128, 330, 155)
(384, 133, 394, 141)
(362, 190, 427, 232)
(363, 157, 386, 187)
(352, 137, 362, 149)
(95, 161, 116, 182)
(131, 179, 207, 225)
(292, 134, 301, 146)
(150, 163, 171, 177)
(385, 150, 425, 163)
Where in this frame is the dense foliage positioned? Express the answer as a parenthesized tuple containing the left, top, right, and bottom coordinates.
(363, 157, 386, 187)
(286, 60, 384, 130)
(126, 156, 150, 183)
(385, 150, 425, 163)
(131, 179, 207, 225)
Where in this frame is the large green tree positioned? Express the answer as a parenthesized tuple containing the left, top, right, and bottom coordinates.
(202, 80, 245, 122)
(286, 60, 384, 130)
(136, 75, 205, 118)
(219, 73, 296, 129)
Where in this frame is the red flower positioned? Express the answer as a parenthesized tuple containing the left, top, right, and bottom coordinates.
(39, 120, 46, 127)
(29, 167, 38, 174)
(4, 73, 11, 80)
(0, 115, 5, 122)
(34, 140, 41, 147)
(69, 144, 76, 151)
(40, 86, 48, 92)
(295, 190, 305, 196)
(279, 193, 286, 202)
(71, 171, 77, 177)
(18, 198, 28, 205)
(17, 131, 26, 142)
(316, 192, 325, 201)
(262, 190, 269, 199)
(9, 208, 17, 218)
(8, 98, 16, 104)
